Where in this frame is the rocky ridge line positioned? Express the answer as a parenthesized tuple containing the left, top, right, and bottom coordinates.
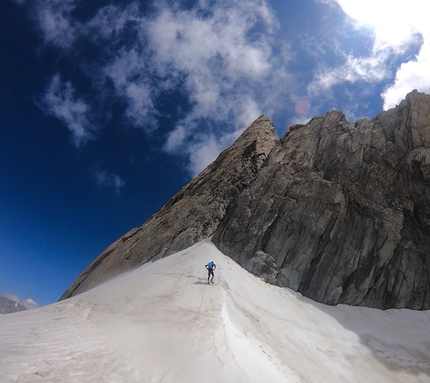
(62, 90, 430, 310)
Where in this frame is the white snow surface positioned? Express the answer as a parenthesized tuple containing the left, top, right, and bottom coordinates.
(1, 240, 430, 383)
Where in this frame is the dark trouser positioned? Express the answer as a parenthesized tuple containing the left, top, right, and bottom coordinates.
(207, 268, 214, 281)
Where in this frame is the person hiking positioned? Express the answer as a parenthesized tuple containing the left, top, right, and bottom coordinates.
(205, 261, 216, 284)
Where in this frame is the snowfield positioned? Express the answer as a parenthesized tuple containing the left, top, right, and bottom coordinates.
(1, 240, 430, 382)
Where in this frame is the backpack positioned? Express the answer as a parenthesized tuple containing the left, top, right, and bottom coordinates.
(207, 262, 213, 269)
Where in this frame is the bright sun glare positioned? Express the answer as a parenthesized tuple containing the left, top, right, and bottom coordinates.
(335, 0, 426, 51)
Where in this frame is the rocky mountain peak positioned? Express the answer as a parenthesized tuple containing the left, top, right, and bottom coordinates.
(61, 115, 278, 299)
(62, 91, 430, 310)
(0, 296, 26, 315)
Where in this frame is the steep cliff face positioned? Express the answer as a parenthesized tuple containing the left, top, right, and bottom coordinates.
(61, 116, 278, 299)
(62, 90, 430, 310)
(214, 90, 430, 309)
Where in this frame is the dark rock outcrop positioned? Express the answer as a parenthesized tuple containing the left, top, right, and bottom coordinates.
(62, 90, 430, 310)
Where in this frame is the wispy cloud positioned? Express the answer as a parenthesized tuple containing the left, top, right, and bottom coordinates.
(24, 0, 290, 174)
(164, 125, 187, 153)
(144, 0, 276, 121)
(308, 53, 389, 95)
(85, 3, 140, 43)
(184, 129, 243, 177)
(41, 74, 97, 148)
(140, 0, 291, 174)
(103, 49, 158, 130)
(94, 169, 125, 196)
(34, 0, 78, 49)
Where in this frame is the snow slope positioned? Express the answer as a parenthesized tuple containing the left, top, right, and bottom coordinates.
(1, 240, 430, 382)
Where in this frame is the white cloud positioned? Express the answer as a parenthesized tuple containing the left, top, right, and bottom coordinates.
(85, 4, 139, 42)
(308, 53, 389, 96)
(42, 74, 96, 148)
(186, 135, 227, 177)
(34, 0, 77, 49)
(94, 169, 125, 196)
(166, 127, 244, 177)
(333, 0, 422, 53)
(124, 82, 156, 128)
(103, 49, 158, 130)
(164, 126, 188, 153)
(327, 0, 430, 109)
(381, 48, 430, 109)
(144, 0, 275, 121)
(22, 299, 39, 310)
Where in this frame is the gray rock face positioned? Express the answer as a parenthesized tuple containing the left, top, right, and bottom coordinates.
(214, 89, 430, 309)
(62, 90, 430, 310)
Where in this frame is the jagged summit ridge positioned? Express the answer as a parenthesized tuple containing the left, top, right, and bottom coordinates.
(215, 89, 430, 309)
(63, 90, 430, 310)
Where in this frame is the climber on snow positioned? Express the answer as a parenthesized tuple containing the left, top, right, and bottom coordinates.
(205, 261, 216, 284)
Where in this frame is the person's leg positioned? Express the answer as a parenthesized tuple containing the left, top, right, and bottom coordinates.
(210, 270, 214, 283)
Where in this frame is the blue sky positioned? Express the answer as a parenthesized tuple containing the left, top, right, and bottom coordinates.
(1, 0, 428, 307)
